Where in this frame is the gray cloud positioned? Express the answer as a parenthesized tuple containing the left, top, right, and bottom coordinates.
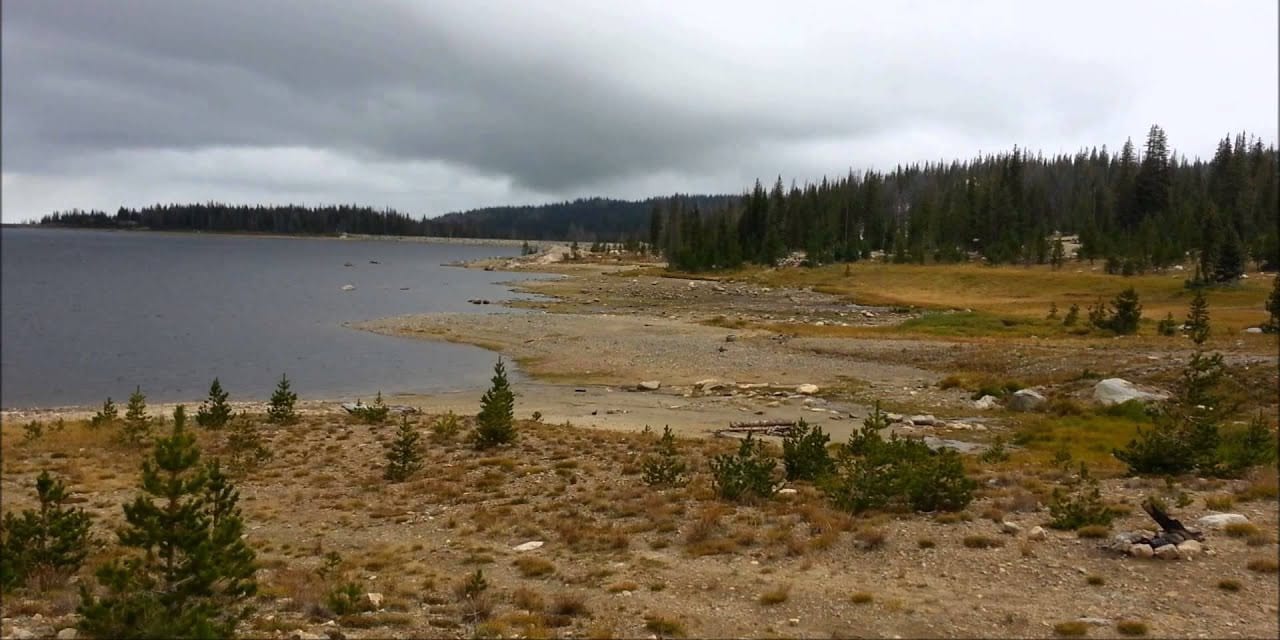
(2, 0, 1276, 222)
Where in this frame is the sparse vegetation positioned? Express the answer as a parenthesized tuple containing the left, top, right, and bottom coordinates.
(1047, 472, 1114, 530)
(267, 373, 299, 425)
(709, 435, 780, 502)
(351, 391, 391, 424)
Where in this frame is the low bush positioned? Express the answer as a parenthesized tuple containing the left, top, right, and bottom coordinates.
(642, 427, 688, 488)
(781, 420, 834, 482)
(1047, 473, 1114, 530)
(709, 435, 780, 502)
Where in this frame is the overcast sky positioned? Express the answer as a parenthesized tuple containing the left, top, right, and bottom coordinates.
(2, 1, 1277, 223)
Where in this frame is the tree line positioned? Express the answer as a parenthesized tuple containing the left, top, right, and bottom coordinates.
(37, 195, 735, 243)
(654, 126, 1278, 276)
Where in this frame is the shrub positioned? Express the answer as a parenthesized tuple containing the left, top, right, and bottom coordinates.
(850, 591, 873, 604)
(1108, 287, 1142, 335)
(90, 397, 119, 428)
(0, 470, 93, 592)
(430, 411, 463, 442)
(327, 581, 370, 615)
(1116, 620, 1148, 636)
(1076, 525, 1111, 539)
(709, 435, 780, 502)
(225, 413, 272, 474)
(1052, 621, 1088, 637)
(758, 585, 789, 605)
(1156, 313, 1178, 336)
(1223, 522, 1259, 538)
(979, 437, 1010, 464)
(384, 416, 424, 482)
(267, 374, 298, 424)
(1047, 476, 1113, 530)
(78, 407, 258, 638)
(1246, 558, 1278, 573)
(351, 391, 391, 424)
(121, 386, 152, 445)
(196, 377, 233, 429)
(962, 535, 1003, 549)
(781, 419, 834, 482)
(644, 615, 686, 638)
(916, 538, 936, 549)
(824, 411, 975, 513)
(513, 557, 554, 578)
(1216, 413, 1278, 476)
(642, 426, 688, 488)
(1062, 303, 1080, 327)
(1085, 574, 1105, 585)
(1217, 579, 1241, 592)
(473, 359, 517, 450)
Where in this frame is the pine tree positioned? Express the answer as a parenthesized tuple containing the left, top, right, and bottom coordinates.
(641, 426, 688, 488)
(78, 406, 257, 638)
(1108, 288, 1142, 335)
(196, 377, 233, 429)
(473, 359, 516, 449)
(384, 417, 424, 482)
(225, 414, 272, 474)
(1050, 237, 1066, 269)
(1214, 228, 1245, 283)
(267, 374, 298, 425)
(1186, 289, 1211, 345)
(91, 397, 119, 428)
(122, 386, 152, 445)
(1265, 274, 1280, 334)
(0, 470, 93, 591)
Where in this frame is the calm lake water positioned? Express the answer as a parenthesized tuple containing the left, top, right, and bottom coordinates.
(1, 229, 542, 409)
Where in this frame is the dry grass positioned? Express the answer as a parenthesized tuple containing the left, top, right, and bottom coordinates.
(514, 556, 556, 578)
(1246, 558, 1279, 573)
(1116, 620, 1149, 636)
(1076, 525, 1111, 539)
(850, 591, 873, 604)
(1053, 620, 1089, 637)
(962, 535, 1003, 549)
(1224, 522, 1261, 538)
(758, 584, 790, 606)
(1218, 579, 1242, 592)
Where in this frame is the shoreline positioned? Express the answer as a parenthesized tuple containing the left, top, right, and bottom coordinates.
(4, 225, 541, 248)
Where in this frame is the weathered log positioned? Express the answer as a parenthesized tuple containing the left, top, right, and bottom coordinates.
(727, 419, 799, 429)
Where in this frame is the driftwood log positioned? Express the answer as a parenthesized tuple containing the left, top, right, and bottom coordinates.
(713, 420, 799, 438)
(1137, 499, 1204, 547)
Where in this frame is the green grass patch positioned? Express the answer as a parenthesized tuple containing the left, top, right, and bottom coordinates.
(896, 311, 1066, 338)
(1010, 411, 1150, 471)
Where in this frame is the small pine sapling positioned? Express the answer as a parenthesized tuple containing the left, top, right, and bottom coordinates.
(267, 374, 298, 425)
(0, 470, 93, 591)
(781, 419, 834, 482)
(90, 397, 119, 428)
(472, 359, 516, 450)
(121, 386, 152, 445)
(641, 426, 688, 488)
(196, 377, 233, 429)
(384, 416, 424, 482)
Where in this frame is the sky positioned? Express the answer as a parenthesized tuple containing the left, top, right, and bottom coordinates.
(2, 0, 1277, 223)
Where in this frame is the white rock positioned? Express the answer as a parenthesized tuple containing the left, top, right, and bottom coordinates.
(364, 592, 384, 609)
(57, 629, 77, 640)
(637, 380, 662, 391)
(9, 630, 35, 640)
(1197, 513, 1250, 530)
(1244, 327, 1264, 334)
(1028, 526, 1047, 541)
(1000, 521, 1023, 535)
(973, 395, 1000, 410)
(1176, 539, 1202, 559)
(340, 284, 355, 291)
(1128, 543, 1154, 558)
(795, 384, 820, 395)
(1092, 378, 1165, 406)
(909, 414, 937, 426)
(777, 488, 798, 496)
(1007, 389, 1046, 412)
(1153, 544, 1180, 560)
(513, 540, 545, 552)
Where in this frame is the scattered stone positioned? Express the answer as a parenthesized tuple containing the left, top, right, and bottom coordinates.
(1028, 526, 1047, 541)
(1153, 544, 1180, 560)
(364, 592, 384, 609)
(57, 629, 77, 640)
(1092, 378, 1165, 406)
(1007, 389, 1045, 412)
(1197, 513, 1250, 530)
(637, 381, 662, 391)
(513, 540, 544, 552)
(973, 395, 1000, 410)
(1128, 544, 1154, 558)
(795, 384, 820, 395)
(1000, 521, 1023, 535)
(909, 414, 937, 426)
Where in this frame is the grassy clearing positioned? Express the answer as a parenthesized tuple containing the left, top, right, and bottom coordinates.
(1010, 412, 1151, 471)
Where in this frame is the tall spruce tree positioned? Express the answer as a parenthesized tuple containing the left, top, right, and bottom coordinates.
(196, 378, 233, 429)
(472, 359, 516, 450)
(266, 374, 298, 425)
(78, 406, 257, 638)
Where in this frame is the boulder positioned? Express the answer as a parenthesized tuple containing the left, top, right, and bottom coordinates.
(364, 592, 384, 609)
(795, 384, 820, 395)
(1028, 526, 1047, 541)
(8, 629, 36, 640)
(1000, 521, 1023, 535)
(57, 629, 77, 640)
(973, 395, 1000, 410)
(1196, 513, 1250, 530)
(513, 540, 544, 552)
(1128, 543, 1154, 558)
(1176, 539, 1202, 559)
(909, 414, 937, 426)
(1153, 544, 1180, 560)
(637, 381, 662, 391)
(1092, 378, 1165, 406)
(1007, 389, 1046, 412)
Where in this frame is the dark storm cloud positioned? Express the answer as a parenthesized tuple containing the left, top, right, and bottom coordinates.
(2, 1, 1277, 221)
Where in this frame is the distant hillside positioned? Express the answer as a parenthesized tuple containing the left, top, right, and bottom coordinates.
(433, 195, 738, 241)
(36, 195, 738, 242)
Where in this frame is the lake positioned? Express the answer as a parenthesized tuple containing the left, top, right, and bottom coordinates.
(0, 229, 543, 409)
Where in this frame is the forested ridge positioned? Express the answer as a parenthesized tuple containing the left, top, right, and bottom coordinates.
(656, 126, 1278, 281)
(36, 196, 734, 243)
(37, 126, 1278, 282)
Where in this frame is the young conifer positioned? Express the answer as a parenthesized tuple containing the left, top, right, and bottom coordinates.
(472, 359, 516, 450)
(267, 374, 298, 425)
(121, 386, 152, 445)
(78, 406, 257, 638)
(1186, 288, 1211, 345)
(90, 397, 119, 428)
(196, 377, 233, 429)
(384, 416, 424, 482)
(0, 470, 93, 591)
